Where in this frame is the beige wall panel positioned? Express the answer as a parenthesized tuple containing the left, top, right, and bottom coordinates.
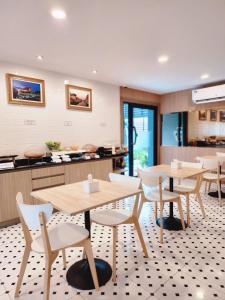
(160, 146, 225, 164)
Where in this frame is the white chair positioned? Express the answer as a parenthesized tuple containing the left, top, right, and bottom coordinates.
(15, 193, 99, 300)
(138, 169, 185, 244)
(198, 158, 225, 207)
(216, 152, 225, 173)
(216, 152, 225, 157)
(90, 173, 148, 282)
(171, 161, 206, 226)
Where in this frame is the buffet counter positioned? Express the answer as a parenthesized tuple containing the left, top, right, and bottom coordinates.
(0, 154, 126, 227)
(160, 146, 225, 164)
(0, 153, 125, 174)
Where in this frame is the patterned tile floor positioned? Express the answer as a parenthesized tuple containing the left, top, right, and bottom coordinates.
(0, 180, 225, 300)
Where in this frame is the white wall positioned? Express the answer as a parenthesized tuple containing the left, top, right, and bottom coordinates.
(0, 61, 120, 156)
(188, 110, 225, 139)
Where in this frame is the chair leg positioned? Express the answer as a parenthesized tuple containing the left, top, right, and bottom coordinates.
(82, 220, 93, 259)
(196, 192, 206, 218)
(137, 197, 144, 219)
(62, 249, 66, 269)
(186, 194, 190, 227)
(208, 181, 211, 192)
(154, 202, 158, 221)
(112, 226, 117, 282)
(217, 180, 222, 207)
(44, 252, 58, 300)
(133, 218, 148, 258)
(84, 240, 99, 291)
(177, 199, 185, 231)
(14, 245, 31, 297)
(159, 202, 164, 244)
(204, 181, 208, 194)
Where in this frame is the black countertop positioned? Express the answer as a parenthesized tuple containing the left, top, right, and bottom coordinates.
(188, 143, 225, 148)
(0, 153, 127, 174)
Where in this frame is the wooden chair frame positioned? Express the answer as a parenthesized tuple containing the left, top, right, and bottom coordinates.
(91, 175, 148, 282)
(202, 161, 225, 207)
(175, 174, 206, 227)
(138, 176, 185, 244)
(15, 194, 99, 300)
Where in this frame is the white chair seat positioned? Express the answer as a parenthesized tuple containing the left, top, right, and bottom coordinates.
(203, 172, 225, 181)
(91, 209, 131, 226)
(145, 190, 180, 202)
(32, 223, 89, 253)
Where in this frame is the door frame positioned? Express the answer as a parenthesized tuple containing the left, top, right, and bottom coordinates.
(121, 98, 159, 174)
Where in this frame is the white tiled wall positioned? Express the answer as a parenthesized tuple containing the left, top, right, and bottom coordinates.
(188, 110, 225, 139)
(0, 61, 120, 156)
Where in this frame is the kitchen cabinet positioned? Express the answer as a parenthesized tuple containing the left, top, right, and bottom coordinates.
(0, 158, 114, 226)
(0, 170, 32, 225)
(65, 159, 112, 184)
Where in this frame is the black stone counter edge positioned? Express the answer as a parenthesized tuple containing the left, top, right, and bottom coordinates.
(189, 144, 225, 148)
(0, 154, 127, 174)
(162, 145, 225, 148)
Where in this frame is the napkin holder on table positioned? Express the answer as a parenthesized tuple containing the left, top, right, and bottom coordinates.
(171, 160, 182, 169)
(83, 180, 100, 193)
(83, 174, 100, 193)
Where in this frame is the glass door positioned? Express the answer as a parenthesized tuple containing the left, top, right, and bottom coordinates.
(161, 112, 188, 147)
(123, 102, 157, 176)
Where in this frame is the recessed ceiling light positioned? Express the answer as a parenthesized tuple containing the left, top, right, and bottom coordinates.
(158, 55, 169, 63)
(201, 73, 210, 80)
(92, 70, 97, 74)
(51, 9, 66, 20)
(64, 80, 69, 84)
(37, 55, 43, 60)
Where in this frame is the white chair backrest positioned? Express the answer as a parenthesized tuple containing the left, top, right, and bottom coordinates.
(200, 158, 219, 171)
(216, 152, 225, 157)
(16, 192, 53, 230)
(138, 168, 166, 187)
(16, 192, 24, 204)
(215, 153, 225, 167)
(177, 160, 203, 169)
(109, 173, 141, 190)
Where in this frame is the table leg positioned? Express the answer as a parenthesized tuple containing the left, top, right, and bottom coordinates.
(208, 165, 225, 198)
(66, 211, 112, 290)
(156, 177, 187, 231)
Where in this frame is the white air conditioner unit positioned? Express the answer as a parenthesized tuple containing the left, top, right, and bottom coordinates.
(192, 84, 225, 104)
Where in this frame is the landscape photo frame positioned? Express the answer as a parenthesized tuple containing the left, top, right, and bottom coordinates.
(6, 73, 45, 106)
(66, 84, 92, 111)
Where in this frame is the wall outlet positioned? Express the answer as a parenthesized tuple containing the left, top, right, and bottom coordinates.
(24, 119, 36, 126)
(64, 121, 72, 126)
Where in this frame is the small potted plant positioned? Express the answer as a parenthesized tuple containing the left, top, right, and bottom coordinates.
(45, 141, 61, 152)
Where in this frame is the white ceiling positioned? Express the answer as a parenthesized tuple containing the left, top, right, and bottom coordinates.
(1, 0, 225, 94)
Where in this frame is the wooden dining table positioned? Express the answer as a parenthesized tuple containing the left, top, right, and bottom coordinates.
(31, 179, 142, 290)
(146, 164, 206, 231)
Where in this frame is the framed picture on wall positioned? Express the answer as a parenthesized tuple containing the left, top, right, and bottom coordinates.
(209, 109, 217, 121)
(66, 85, 92, 111)
(6, 73, 45, 106)
(219, 111, 225, 122)
(198, 110, 207, 121)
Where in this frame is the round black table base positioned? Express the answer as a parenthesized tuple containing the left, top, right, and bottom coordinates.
(66, 258, 112, 290)
(156, 216, 187, 231)
(208, 191, 225, 199)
